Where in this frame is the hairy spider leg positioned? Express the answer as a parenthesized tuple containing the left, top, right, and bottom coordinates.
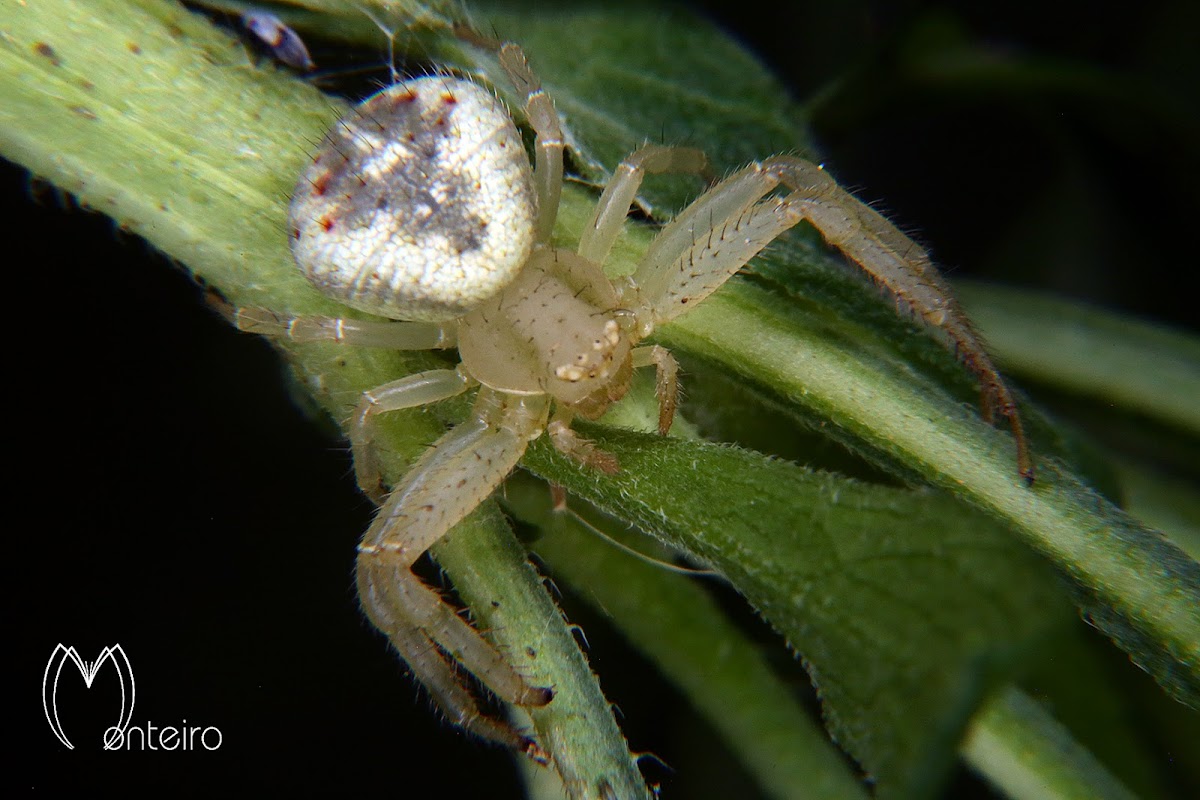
(761, 157, 1033, 483)
(356, 387, 554, 756)
(235, 308, 457, 349)
(574, 142, 710, 433)
(624, 155, 1034, 483)
(499, 43, 564, 243)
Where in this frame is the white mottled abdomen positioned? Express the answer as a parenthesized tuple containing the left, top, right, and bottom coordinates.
(289, 77, 537, 321)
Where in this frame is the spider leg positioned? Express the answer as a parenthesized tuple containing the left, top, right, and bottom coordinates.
(547, 408, 620, 474)
(628, 161, 796, 328)
(631, 345, 679, 435)
(578, 143, 709, 266)
(760, 157, 962, 325)
(629, 155, 1034, 483)
(761, 156, 1034, 483)
(349, 368, 477, 503)
(357, 388, 554, 754)
(358, 590, 547, 761)
(234, 307, 456, 349)
(499, 43, 564, 243)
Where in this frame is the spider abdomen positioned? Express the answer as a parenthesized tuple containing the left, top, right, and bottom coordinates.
(289, 78, 537, 322)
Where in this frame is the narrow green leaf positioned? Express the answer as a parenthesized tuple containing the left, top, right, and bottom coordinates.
(519, 428, 1071, 798)
(956, 282, 1200, 437)
(656, 280, 1200, 709)
(505, 473, 869, 800)
(963, 687, 1138, 800)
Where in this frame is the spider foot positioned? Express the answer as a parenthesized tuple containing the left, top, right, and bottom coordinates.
(548, 419, 620, 474)
(358, 552, 553, 757)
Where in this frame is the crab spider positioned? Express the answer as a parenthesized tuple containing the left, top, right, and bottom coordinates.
(235, 42, 1033, 757)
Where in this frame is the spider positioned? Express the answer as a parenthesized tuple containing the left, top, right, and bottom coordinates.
(235, 41, 1033, 758)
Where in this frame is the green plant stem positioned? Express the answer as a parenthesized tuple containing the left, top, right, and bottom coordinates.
(434, 504, 651, 800)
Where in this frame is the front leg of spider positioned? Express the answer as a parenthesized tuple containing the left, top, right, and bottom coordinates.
(617, 155, 1035, 483)
(762, 157, 1035, 483)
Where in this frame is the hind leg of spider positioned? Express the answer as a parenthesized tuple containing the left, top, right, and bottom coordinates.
(356, 388, 554, 754)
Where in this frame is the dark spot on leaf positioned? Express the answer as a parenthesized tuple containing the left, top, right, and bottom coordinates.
(34, 42, 61, 66)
